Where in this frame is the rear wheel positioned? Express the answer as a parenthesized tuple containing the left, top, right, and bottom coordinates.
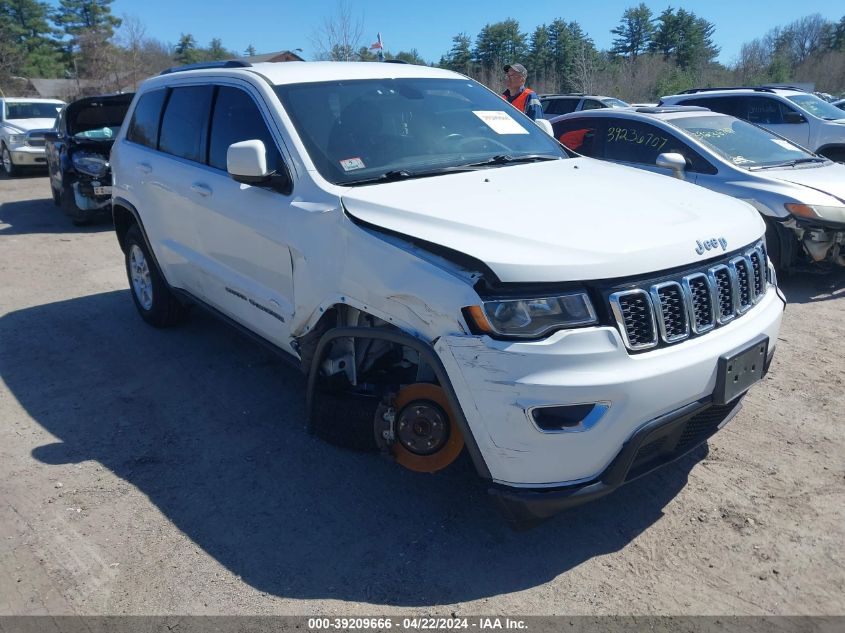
(124, 224, 186, 327)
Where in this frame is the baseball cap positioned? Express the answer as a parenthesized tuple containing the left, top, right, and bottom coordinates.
(504, 63, 527, 77)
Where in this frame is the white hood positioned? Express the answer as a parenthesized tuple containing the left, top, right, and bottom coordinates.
(342, 158, 764, 282)
(2, 118, 57, 133)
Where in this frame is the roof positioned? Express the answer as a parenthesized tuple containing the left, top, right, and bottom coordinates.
(549, 106, 727, 123)
(539, 94, 614, 100)
(145, 61, 459, 88)
(666, 86, 806, 99)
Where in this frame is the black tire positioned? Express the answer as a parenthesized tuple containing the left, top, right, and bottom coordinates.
(124, 224, 186, 327)
(50, 181, 61, 206)
(1, 144, 20, 177)
(310, 389, 379, 452)
(765, 218, 796, 273)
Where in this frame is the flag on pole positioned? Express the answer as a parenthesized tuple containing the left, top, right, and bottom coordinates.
(370, 33, 385, 62)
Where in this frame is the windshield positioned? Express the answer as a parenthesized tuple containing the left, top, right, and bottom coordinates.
(786, 94, 845, 121)
(670, 115, 816, 168)
(602, 98, 630, 108)
(5, 102, 61, 120)
(274, 77, 567, 185)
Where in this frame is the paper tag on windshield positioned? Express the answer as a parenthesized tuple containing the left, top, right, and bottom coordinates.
(339, 157, 365, 171)
(771, 139, 797, 151)
(472, 110, 530, 135)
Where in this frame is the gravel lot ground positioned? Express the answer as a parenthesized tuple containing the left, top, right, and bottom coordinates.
(1, 173, 843, 616)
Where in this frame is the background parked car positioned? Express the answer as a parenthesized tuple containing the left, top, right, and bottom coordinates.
(44, 93, 134, 225)
(659, 87, 845, 162)
(0, 97, 64, 177)
(551, 106, 845, 271)
(539, 93, 629, 119)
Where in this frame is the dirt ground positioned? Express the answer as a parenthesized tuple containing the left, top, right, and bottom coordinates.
(0, 173, 843, 616)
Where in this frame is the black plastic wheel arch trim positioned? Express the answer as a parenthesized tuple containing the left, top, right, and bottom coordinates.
(305, 326, 493, 481)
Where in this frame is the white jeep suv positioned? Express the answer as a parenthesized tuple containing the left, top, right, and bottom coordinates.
(660, 87, 845, 161)
(111, 61, 785, 526)
(0, 97, 65, 176)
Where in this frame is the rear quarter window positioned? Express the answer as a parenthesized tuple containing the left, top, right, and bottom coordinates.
(126, 89, 167, 148)
(552, 119, 604, 157)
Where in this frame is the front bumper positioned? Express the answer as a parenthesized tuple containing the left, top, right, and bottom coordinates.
(435, 286, 785, 489)
(488, 394, 747, 526)
(10, 146, 47, 166)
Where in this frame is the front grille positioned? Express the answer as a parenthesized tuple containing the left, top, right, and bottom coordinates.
(610, 241, 769, 352)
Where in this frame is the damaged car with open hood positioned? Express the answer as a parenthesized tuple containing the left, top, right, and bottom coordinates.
(109, 61, 786, 527)
(44, 93, 134, 224)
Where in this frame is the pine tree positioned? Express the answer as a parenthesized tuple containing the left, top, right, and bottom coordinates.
(0, 0, 66, 77)
(610, 3, 654, 60)
(54, 0, 121, 39)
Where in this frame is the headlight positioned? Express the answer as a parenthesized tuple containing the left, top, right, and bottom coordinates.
(465, 292, 597, 338)
(72, 152, 109, 177)
(785, 203, 845, 222)
(7, 134, 25, 145)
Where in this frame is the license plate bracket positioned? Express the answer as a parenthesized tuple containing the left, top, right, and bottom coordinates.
(714, 334, 769, 405)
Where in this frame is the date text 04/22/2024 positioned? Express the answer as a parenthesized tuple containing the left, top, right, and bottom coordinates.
(307, 617, 528, 630)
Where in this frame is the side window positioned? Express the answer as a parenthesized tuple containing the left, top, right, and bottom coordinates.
(159, 85, 214, 162)
(604, 120, 680, 165)
(581, 99, 605, 111)
(544, 99, 578, 115)
(126, 89, 167, 148)
(678, 97, 743, 118)
(745, 97, 785, 125)
(552, 119, 604, 157)
(208, 86, 282, 173)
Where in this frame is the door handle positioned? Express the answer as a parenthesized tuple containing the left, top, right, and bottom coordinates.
(190, 182, 212, 197)
(137, 162, 152, 175)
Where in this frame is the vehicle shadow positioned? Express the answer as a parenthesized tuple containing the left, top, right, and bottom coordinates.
(779, 267, 845, 304)
(0, 197, 112, 235)
(2, 291, 703, 606)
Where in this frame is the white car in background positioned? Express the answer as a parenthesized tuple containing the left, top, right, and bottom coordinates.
(0, 97, 65, 176)
(109, 60, 784, 526)
(660, 87, 845, 162)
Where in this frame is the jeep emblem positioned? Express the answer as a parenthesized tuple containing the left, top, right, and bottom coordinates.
(695, 237, 728, 255)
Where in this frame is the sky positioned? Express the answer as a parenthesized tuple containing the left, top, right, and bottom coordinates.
(106, 0, 844, 66)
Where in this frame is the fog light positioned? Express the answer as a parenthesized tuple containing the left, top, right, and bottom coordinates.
(530, 402, 610, 433)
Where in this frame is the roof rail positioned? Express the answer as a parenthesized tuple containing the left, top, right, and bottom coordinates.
(159, 60, 252, 75)
(635, 105, 710, 114)
(678, 84, 807, 95)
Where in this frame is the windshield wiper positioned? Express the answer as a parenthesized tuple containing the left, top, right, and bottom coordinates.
(749, 157, 827, 170)
(344, 166, 478, 186)
(465, 154, 562, 167)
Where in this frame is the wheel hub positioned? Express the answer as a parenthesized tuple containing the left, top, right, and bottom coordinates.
(396, 400, 449, 456)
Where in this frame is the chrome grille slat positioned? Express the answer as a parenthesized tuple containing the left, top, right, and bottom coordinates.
(610, 241, 769, 352)
(609, 289, 657, 350)
(650, 281, 689, 343)
(681, 273, 715, 334)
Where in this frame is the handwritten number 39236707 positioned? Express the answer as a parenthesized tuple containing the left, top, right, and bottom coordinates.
(607, 126, 668, 151)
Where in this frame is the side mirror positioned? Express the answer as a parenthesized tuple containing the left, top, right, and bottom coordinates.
(227, 139, 291, 194)
(656, 152, 687, 179)
(534, 118, 554, 136)
(783, 111, 806, 124)
(42, 131, 59, 143)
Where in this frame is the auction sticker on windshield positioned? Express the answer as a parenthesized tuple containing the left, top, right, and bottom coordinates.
(473, 111, 529, 134)
(340, 157, 366, 171)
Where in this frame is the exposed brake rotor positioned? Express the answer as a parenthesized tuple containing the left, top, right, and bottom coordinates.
(390, 383, 464, 473)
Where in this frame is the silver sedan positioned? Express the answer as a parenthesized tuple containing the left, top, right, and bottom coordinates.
(551, 106, 845, 271)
